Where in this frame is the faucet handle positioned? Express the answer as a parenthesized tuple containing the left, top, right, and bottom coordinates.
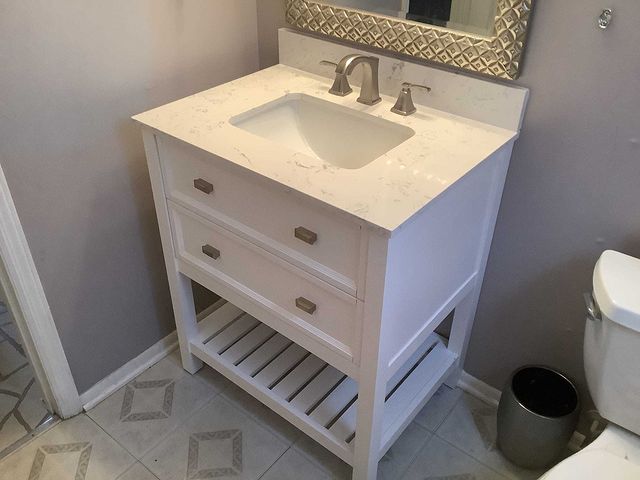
(319, 60, 338, 69)
(401, 82, 432, 92)
(320, 59, 353, 96)
(391, 82, 432, 116)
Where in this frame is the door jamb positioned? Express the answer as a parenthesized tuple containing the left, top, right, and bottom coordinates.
(0, 164, 81, 418)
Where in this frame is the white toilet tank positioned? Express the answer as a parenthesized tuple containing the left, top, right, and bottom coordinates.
(585, 250, 640, 436)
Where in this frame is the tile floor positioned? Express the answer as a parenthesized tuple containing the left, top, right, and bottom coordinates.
(0, 350, 549, 479)
(0, 305, 53, 454)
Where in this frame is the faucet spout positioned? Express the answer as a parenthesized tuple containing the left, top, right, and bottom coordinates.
(330, 54, 381, 106)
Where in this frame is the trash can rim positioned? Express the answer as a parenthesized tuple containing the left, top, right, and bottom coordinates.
(506, 364, 580, 420)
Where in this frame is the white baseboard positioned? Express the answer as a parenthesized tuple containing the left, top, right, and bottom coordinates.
(79, 331, 178, 411)
(79, 299, 227, 411)
(458, 370, 502, 407)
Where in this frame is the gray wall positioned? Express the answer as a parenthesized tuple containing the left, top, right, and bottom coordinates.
(0, 0, 259, 393)
(257, 0, 286, 68)
(466, 1, 640, 395)
(257, 1, 640, 396)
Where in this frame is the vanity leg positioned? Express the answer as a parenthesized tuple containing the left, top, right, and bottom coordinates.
(170, 272, 203, 374)
(353, 233, 389, 480)
(353, 365, 386, 480)
(445, 286, 480, 387)
(141, 128, 202, 374)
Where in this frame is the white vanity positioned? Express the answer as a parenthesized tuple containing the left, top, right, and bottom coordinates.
(134, 29, 528, 480)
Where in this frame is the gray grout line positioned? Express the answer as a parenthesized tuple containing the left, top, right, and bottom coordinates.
(114, 462, 138, 480)
(397, 433, 437, 480)
(85, 407, 163, 461)
(0, 362, 29, 383)
(0, 389, 21, 399)
(429, 390, 534, 480)
(83, 415, 139, 479)
(0, 414, 59, 461)
(398, 388, 495, 480)
(115, 461, 161, 480)
(431, 387, 465, 436)
(0, 326, 25, 357)
(0, 377, 36, 433)
(256, 443, 293, 480)
(86, 378, 227, 462)
(433, 434, 513, 480)
(387, 422, 433, 480)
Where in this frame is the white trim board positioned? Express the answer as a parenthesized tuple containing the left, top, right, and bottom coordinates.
(457, 370, 502, 407)
(80, 298, 226, 411)
(80, 331, 179, 411)
(0, 163, 82, 418)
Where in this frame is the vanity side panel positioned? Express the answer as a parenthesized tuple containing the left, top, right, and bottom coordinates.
(380, 151, 505, 375)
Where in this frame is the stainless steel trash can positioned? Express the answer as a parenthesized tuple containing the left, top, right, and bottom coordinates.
(497, 365, 579, 469)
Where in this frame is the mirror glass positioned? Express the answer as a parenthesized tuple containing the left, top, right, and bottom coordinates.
(322, 0, 498, 36)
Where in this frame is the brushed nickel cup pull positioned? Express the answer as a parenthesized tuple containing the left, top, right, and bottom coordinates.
(202, 244, 220, 260)
(295, 297, 317, 315)
(194, 178, 214, 194)
(294, 226, 318, 245)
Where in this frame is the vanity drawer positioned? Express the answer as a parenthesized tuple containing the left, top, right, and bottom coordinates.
(157, 136, 362, 296)
(169, 203, 359, 360)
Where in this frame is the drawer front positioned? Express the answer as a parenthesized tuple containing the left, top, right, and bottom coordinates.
(157, 136, 362, 296)
(169, 203, 359, 360)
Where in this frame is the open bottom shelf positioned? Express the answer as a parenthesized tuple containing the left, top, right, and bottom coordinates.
(189, 301, 457, 465)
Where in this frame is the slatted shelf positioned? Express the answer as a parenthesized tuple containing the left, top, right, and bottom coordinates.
(189, 302, 457, 465)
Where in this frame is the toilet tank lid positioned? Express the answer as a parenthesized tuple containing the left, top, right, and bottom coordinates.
(593, 250, 640, 331)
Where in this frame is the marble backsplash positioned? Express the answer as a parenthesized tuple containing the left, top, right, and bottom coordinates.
(278, 28, 528, 132)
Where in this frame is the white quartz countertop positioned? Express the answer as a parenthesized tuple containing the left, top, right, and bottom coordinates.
(133, 65, 517, 234)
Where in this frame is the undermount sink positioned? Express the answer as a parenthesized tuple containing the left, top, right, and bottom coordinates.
(230, 93, 415, 169)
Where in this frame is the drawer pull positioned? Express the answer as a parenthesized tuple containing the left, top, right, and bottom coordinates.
(202, 244, 220, 260)
(194, 178, 214, 194)
(295, 297, 317, 315)
(294, 226, 318, 245)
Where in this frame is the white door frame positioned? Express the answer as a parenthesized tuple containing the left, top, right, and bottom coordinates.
(0, 163, 82, 418)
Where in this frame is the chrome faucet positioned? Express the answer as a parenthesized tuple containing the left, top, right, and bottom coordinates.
(323, 54, 382, 106)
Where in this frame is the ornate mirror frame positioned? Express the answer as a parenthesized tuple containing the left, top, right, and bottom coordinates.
(286, 0, 534, 80)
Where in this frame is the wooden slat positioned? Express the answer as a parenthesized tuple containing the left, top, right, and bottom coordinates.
(328, 335, 445, 446)
(309, 377, 358, 427)
(220, 323, 275, 365)
(271, 355, 326, 401)
(253, 343, 308, 388)
(290, 365, 345, 414)
(189, 302, 459, 468)
(196, 302, 244, 344)
(189, 340, 354, 465)
(236, 333, 292, 377)
(206, 313, 260, 354)
(328, 400, 357, 443)
(383, 341, 454, 434)
(386, 336, 439, 396)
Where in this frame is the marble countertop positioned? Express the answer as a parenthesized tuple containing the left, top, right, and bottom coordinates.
(133, 65, 517, 234)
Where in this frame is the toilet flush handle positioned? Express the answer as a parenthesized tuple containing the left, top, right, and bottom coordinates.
(584, 292, 602, 322)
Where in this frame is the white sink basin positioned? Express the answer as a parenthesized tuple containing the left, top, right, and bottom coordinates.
(230, 93, 414, 169)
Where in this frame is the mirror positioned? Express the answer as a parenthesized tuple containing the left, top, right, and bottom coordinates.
(286, 0, 535, 80)
(325, 0, 498, 36)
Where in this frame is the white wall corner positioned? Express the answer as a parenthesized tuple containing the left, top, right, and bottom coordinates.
(458, 370, 502, 407)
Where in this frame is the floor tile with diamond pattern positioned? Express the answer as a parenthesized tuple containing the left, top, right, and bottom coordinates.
(0, 346, 551, 479)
